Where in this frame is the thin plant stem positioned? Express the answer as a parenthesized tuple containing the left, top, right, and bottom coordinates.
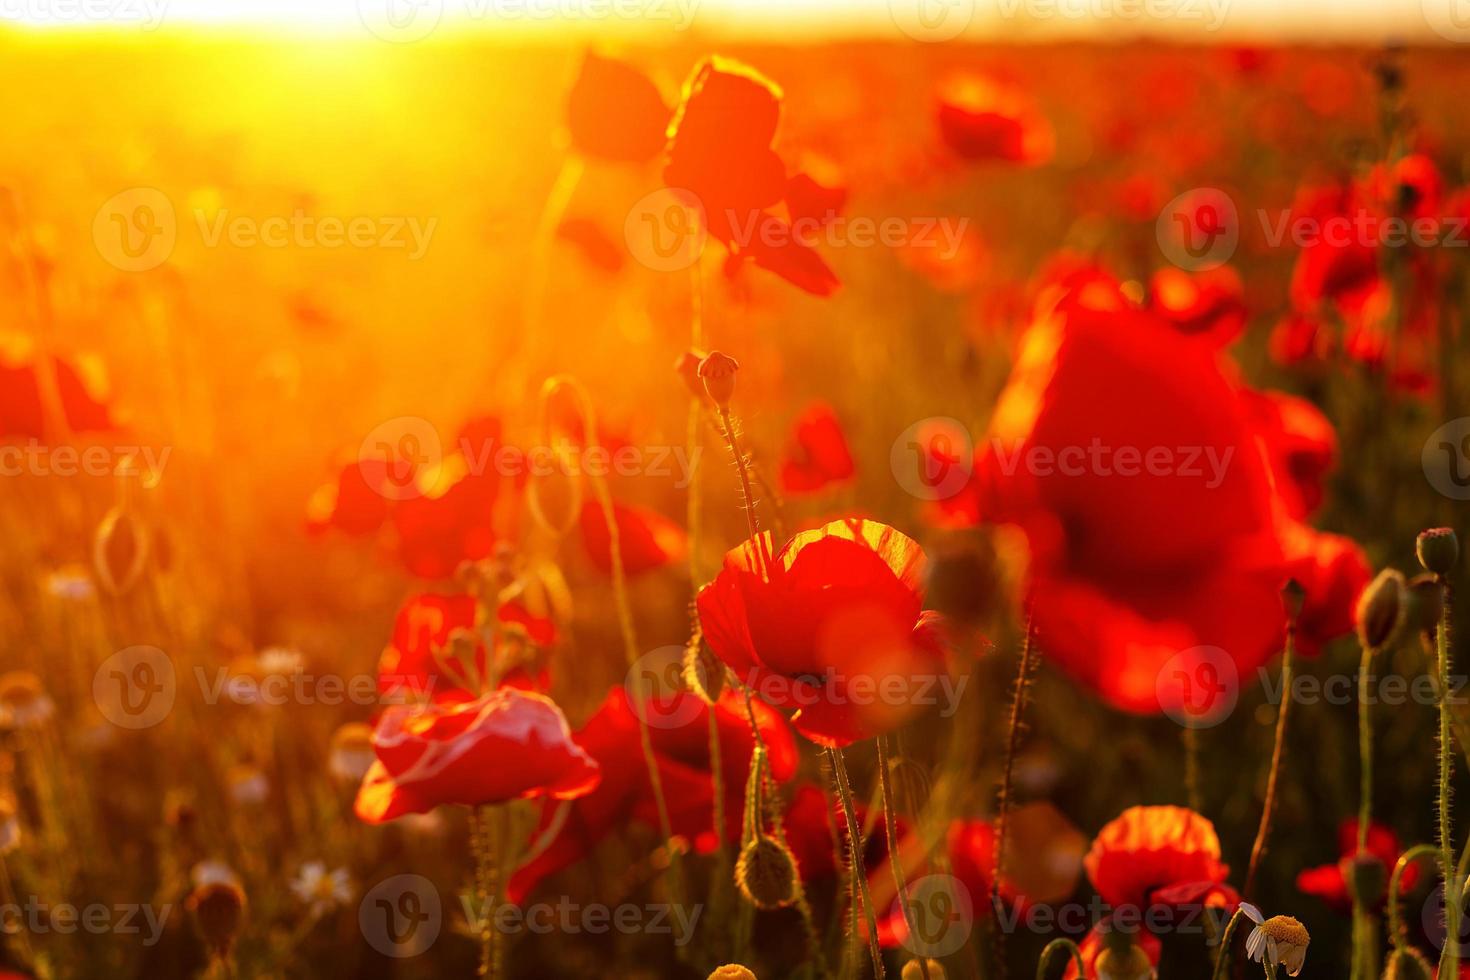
(1245, 623, 1296, 901)
(472, 805, 504, 979)
(992, 615, 1036, 975)
(1184, 724, 1202, 814)
(1034, 938, 1085, 980)
(0, 853, 35, 968)
(877, 735, 928, 980)
(1209, 907, 1250, 980)
(828, 746, 885, 980)
(1440, 578, 1461, 978)
(717, 407, 773, 572)
(1389, 844, 1438, 951)
(1351, 638, 1377, 980)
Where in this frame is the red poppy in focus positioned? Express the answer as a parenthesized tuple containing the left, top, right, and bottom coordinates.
(1148, 265, 1247, 347)
(377, 592, 558, 702)
(779, 402, 856, 495)
(936, 74, 1054, 166)
(695, 519, 950, 746)
(1296, 819, 1419, 912)
(565, 51, 669, 165)
(354, 689, 600, 823)
(1083, 806, 1230, 911)
(508, 686, 796, 901)
(664, 56, 839, 297)
(578, 500, 688, 575)
(0, 343, 114, 442)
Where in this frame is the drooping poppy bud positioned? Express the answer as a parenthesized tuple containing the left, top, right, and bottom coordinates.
(1416, 527, 1459, 577)
(735, 835, 797, 910)
(1339, 851, 1386, 906)
(1355, 569, 1408, 651)
(682, 639, 726, 705)
(93, 506, 149, 596)
(187, 880, 247, 957)
(698, 351, 740, 408)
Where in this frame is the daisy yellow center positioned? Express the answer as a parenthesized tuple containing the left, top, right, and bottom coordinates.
(1262, 915, 1309, 947)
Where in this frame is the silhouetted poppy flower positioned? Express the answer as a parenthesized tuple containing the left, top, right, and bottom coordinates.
(578, 500, 688, 575)
(1296, 819, 1417, 913)
(0, 344, 113, 442)
(557, 217, 624, 273)
(508, 686, 795, 902)
(354, 689, 599, 823)
(1148, 265, 1247, 346)
(936, 74, 1054, 165)
(565, 51, 669, 164)
(664, 57, 839, 296)
(377, 592, 557, 703)
(306, 459, 391, 537)
(696, 519, 950, 746)
(785, 166, 847, 227)
(779, 402, 856, 494)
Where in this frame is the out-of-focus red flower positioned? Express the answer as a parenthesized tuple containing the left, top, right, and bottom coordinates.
(1269, 313, 1331, 366)
(898, 222, 989, 294)
(696, 519, 950, 746)
(306, 458, 391, 537)
(1297, 819, 1419, 913)
(664, 57, 839, 296)
(354, 689, 600, 823)
(779, 402, 856, 495)
(976, 286, 1364, 711)
(936, 74, 1054, 165)
(1148, 265, 1247, 347)
(565, 51, 669, 164)
(0, 344, 113, 442)
(1240, 389, 1336, 520)
(393, 457, 500, 581)
(508, 686, 796, 901)
(557, 217, 624, 273)
(377, 592, 558, 703)
(1287, 182, 1381, 313)
(578, 500, 688, 575)
(1084, 806, 1230, 912)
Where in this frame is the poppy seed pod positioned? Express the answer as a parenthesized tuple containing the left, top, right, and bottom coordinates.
(682, 639, 726, 705)
(1281, 578, 1306, 623)
(93, 506, 149, 596)
(675, 349, 707, 400)
(1340, 852, 1386, 906)
(698, 351, 740, 407)
(187, 880, 247, 956)
(1382, 947, 1434, 980)
(1416, 527, 1459, 577)
(900, 960, 946, 980)
(1355, 569, 1408, 651)
(707, 966, 758, 980)
(735, 835, 797, 909)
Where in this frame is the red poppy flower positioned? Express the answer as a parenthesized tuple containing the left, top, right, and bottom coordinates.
(1269, 313, 1331, 367)
(785, 166, 847, 227)
(779, 402, 856, 495)
(507, 686, 795, 902)
(695, 519, 950, 746)
(936, 74, 1054, 165)
(377, 592, 558, 703)
(1297, 819, 1418, 912)
(0, 344, 113, 442)
(557, 217, 624, 274)
(354, 689, 600, 823)
(1148, 265, 1247, 347)
(565, 51, 669, 164)
(392, 460, 500, 580)
(578, 500, 688, 576)
(306, 458, 391, 537)
(1084, 806, 1230, 912)
(664, 57, 839, 296)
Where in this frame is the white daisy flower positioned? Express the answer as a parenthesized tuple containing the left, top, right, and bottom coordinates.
(1241, 901, 1309, 976)
(290, 861, 353, 916)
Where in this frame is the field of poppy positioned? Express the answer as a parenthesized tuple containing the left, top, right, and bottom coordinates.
(3, 13, 1470, 980)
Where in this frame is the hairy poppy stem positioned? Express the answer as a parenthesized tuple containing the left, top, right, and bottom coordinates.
(1388, 844, 1438, 951)
(717, 407, 774, 574)
(1244, 619, 1297, 901)
(828, 746, 886, 979)
(993, 615, 1036, 976)
(1209, 907, 1249, 980)
(1034, 938, 1085, 979)
(1438, 578, 1460, 978)
(1350, 633, 1378, 980)
(877, 735, 928, 980)
(471, 805, 505, 979)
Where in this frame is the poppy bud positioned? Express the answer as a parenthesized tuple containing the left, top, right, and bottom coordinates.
(1281, 578, 1306, 623)
(1405, 574, 1444, 636)
(707, 967, 757, 980)
(187, 880, 247, 957)
(735, 835, 797, 910)
(901, 960, 946, 980)
(93, 505, 149, 596)
(1095, 943, 1155, 980)
(682, 639, 726, 705)
(1416, 528, 1459, 577)
(1382, 947, 1434, 980)
(1340, 852, 1387, 906)
(675, 349, 708, 400)
(698, 351, 740, 408)
(1356, 569, 1408, 651)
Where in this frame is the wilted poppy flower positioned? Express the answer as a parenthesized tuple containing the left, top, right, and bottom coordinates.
(1296, 819, 1416, 912)
(696, 518, 950, 746)
(936, 73, 1054, 165)
(1148, 265, 1247, 346)
(664, 57, 839, 296)
(508, 686, 795, 901)
(578, 500, 688, 575)
(1083, 806, 1230, 913)
(565, 51, 669, 164)
(354, 689, 599, 823)
(779, 402, 856, 495)
(377, 592, 558, 703)
(0, 342, 113, 442)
